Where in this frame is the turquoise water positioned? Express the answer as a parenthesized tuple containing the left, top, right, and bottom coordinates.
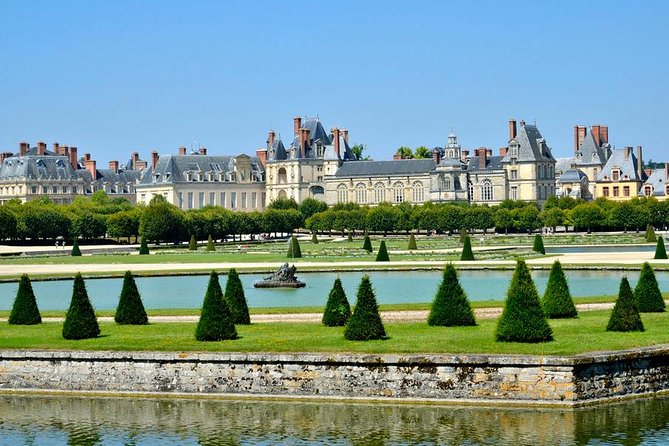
(0, 269, 664, 311)
(1, 394, 669, 445)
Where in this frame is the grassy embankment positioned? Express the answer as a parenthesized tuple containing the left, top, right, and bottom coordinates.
(0, 310, 667, 356)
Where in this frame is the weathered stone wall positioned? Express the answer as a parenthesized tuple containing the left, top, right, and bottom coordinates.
(1, 347, 668, 405)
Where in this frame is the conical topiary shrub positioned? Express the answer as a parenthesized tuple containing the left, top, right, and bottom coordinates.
(62, 273, 100, 340)
(114, 271, 148, 325)
(607, 276, 644, 332)
(646, 225, 657, 243)
(71, 239, 81, 257)
(533, 234, 545, 255)
(139, 238, 150, 255)
(224, 268, 250, 325)
(408, 234, 417, 250)
(460, 236, 475, 261)
(189, 234, 197, 251)
(655, 237, 667, 260)
(206, 235, 215, 252)
(344, 275, 386, 340)
(362, 234, 373, 253)
(195, 271, 238, 341)
(495, 260, 553, 343)
(460, 228, 468, 243)
(322, 277, 352, 327)
(375, 240, 390, 261)
(287, 236, 302, 258)
(634, 262, 666, 313)
(311, 232, 318, 244)
(347, 233, 353, 242)
(428, 264, 476, 326)
(541, 260, 577, 318)
(8, 274, 41, 325)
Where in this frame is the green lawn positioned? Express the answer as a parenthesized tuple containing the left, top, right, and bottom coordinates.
(1, 310, 667, 356)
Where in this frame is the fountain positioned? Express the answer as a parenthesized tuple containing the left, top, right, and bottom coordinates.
(253, 263, 306, 288)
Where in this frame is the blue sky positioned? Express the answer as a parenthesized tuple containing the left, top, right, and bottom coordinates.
(1, 0, 667, 164)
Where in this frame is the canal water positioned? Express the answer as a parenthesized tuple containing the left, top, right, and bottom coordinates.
(0, 269, 666, 311)
(0, 394, 668, 445)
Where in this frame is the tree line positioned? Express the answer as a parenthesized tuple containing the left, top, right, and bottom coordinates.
(1, 192, 668, 243)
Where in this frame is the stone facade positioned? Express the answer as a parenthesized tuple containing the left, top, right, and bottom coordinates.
(2, 347, 669, 406)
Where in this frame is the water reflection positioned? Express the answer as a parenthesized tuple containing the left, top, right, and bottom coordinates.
(0, 394, 668, 445)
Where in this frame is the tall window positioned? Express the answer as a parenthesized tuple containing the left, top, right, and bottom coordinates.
(374, 182, 385, 203)
(623, 186, 630, 197)
(393, 181, 404, 203)
(278, 167, 287, 184)
(442, 176, 451, 190)
(412, 181, 425, 203)
(252, 192, 257, 208)
(178, 192, 184, 208)
(337, 184, 348, 203)
(481, 179, 493, 201)
(510, 186, 518, 200)
(510, 169, 518, 180)
(241, 192, 247, 208)
(231, 192, 237, 208)
(220, 192, 226, 208)
(603, 187, 609, 197)
(355, 183, 366, 204)
(209, 192, 215, 206)
(468, 182, 474, 200)
(198, 192, 205, 208)
(612, 169, 620, 181)
(187, 192, 194, 209)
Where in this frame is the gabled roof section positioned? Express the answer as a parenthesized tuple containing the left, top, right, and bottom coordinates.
(640, 169, 668, 196)
(502, 123, 555, 163)
(139, 154, 263, 185)
(467, 156, 505, 171)
(268, 138, 287, 161)
(576, 131, 610, 166)
(333, 159, 435, 177)
(597, 149, 647, 182)
(0, 155, 77, 180)
(302, 118, 331, 145)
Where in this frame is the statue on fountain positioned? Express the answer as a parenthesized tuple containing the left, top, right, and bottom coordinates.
(254, 263, 306, 288)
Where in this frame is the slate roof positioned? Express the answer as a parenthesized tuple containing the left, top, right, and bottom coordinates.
(555, 157, 575, 176)
(501, 123, 556, 163)
(596, 149, 647, 182)
(267, 117, 356, 162)
(559, 169, 588, 183)
(0, 155, 78, 180)
(138, 154, 264, 185)
(640, 169, 668, 196)
(467, 156, 505, 171)
(333, 159, 436, 177)
(575, 131, 611, 166)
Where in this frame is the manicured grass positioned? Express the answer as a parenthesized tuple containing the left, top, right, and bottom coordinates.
(1, 310, 668, 355)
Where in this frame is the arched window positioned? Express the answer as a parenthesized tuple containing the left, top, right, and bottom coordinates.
(393, 181, 404, 203)
(481, 179, 493, 201)
(355, 183, 367, 204)
(278, 167, 287, 184)
(443, 176, 451, 190)
(337, 183, 348, 203)
(412, 181, 425, 203)
(374, 182, 385, 203)
(278, 190, 287, 199)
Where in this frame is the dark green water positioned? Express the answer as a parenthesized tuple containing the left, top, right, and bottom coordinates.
(1, 394, 669, 445)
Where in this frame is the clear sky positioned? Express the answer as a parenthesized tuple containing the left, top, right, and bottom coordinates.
(1, 0, 667, 164)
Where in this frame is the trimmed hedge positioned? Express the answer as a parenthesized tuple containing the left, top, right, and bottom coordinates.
(62, 273, 100, 340)
(541, 260, 577, 318)
(634, 262, 665, 313)
(408, 234, 417, 250)
(322, 277, 352, 327)
(206, 235, 215, 252)
(375, 240, 390, 261)
(189, 234, 197, 251)
(312, 232, 319, 244)
(655, 237, 667, 260)
(344, 275, 386, 340)
(114, 271, 148, 325)
(195, 271, 238, 341)
(139, 238, 150, 255)
(533, 234, 545, 255)
(460, 236, 474, 261)
(71, 239, 81, 257)
(224, 268, 251, 325)
(495, 260, 553, 343)
(8, 274, 42, 325)
(646, 225, 657, 243)
(427, 264, 476, 326)
(607, 276, 644, 332)
(287, 236, 302, 258)
(362, 234, 373, 253)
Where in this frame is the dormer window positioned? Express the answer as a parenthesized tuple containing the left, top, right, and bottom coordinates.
(612, 169, 620, 181)
(153, 173, 160, 183)
(645, 186, 653, 196)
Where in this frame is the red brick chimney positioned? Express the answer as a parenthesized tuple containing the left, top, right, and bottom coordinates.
(84, 153, 91, 161)
(592, 125, 601, 147)
(461, 150, 469, 162)
(19, 141, 28, 156)
(332, 128, 341, 157)
(256, 148, 267, 168)
(109, 160, 119, 173)
(268, 130, 275, 149)
(37, 141, 46, 155)
(178, 146, 187, 155)
(508, 119, 517, 140)
(637, 146, 643, 179)
(577, 126, 586, 149)
(151, 150, 159, 170)
(478, 148, 487, 169)
(131, 152, 140, 169)
(299, 128, 310, 158)
(293, 116, 302, 135)
(53, 142, 60, 155)
(0, 152, 12, 164)
(499, 147, 508, 156)
(198, 147, 207, 155)
(600, 126, 609, 144)
(341, 129, 349, 144)
(432, 148, 441, 164)
(69, 147, 78, 169)
(85, 158, 96, 178)
(624, 146, 631, 160)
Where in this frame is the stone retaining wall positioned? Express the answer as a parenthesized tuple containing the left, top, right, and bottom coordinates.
(1, 347, 669, 405)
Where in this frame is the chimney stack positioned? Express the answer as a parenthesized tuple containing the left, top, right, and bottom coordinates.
(0, 152, 12, 164)
(293, 116, 302, 135)
(624, 146, 631, 160)
(53, 142, 60, 155)
(268, 130, 275, 149)
(665, 163, 669, 182)
(69, 147, 78, 169)
(341, 129, 349, 144)
(178, 146, 187, 155)
(600, 126, 609, 144)
(637, 145, 644, 179)
(84, 153, 91, 161)
(109, 160, 119, 173)
(198, 147, 207, 155)
(478, 148, 487, 169)
(37, 141, 46, 155)
(573, 126, 580, 151)
(85, 158, 96, 179)
(577, 126, 587, 149)
(19, 142, 28, 156)
(255, 148, 267, 169)
(461, 150, 469, 162)
(151, 150, 159, 170)
(592, 125, 601, 147)
(509, 119, 517, 140)
(332, 128, 341, 157)
(432, 148, 441, 164)
(499, 147, 508, 156)
(393, 153, 403, 160)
